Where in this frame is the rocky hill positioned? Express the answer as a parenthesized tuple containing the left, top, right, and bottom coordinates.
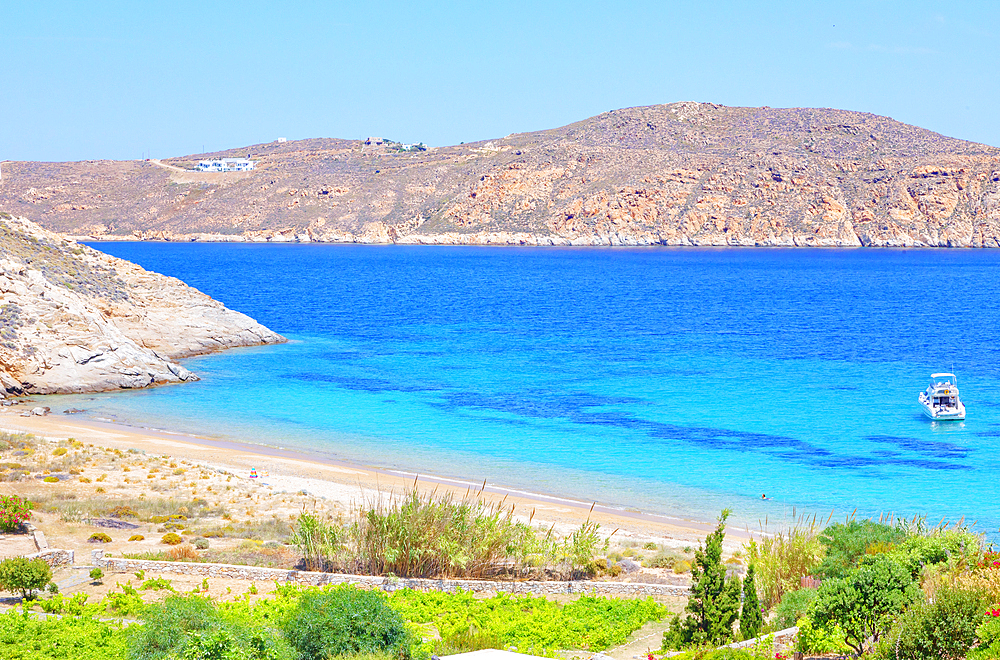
(0, 214, 284, 395)
(2, 103, 1000, 247)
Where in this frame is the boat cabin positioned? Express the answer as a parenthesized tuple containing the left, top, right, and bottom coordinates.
(929, 373, 959, 409)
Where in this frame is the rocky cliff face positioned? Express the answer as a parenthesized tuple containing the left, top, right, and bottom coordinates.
(0, 214, 284, 395)
(2, 103, 1000, 247)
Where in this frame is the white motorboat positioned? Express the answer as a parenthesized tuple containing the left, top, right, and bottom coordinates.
(918, 373, 966, 420)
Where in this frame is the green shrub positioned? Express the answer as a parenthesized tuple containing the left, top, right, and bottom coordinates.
(43, 476, 60, 483)
(53, 447, 68, 456)
(90, 568, 104, 584)
(89, 532, 112, 543)
(390, 587, 666, 653)
(813, 520, 905, 579)
(968, 616, 1000, 660)
(140, 577, 175, 592)
(645, 549, 685, 569)
(0, 494, 32, 531)
(0, 607, 128, 659)
(0, 556, 53, 599)
(128, 534, 145, 542)
(773, 587, 817, 630)
(794, 615, 850, 654)
(878, 528, 982, 577)
(283, 587, 410, 659)
(876, 586, 988, 659)
(812, 555, 920, 654)
(193, 538, 209, 550)
(128, 594, 292, 660)
(161, 533, 183, 545)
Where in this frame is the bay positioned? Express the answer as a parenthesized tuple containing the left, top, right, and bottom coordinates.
(55, 243, 1000, 535)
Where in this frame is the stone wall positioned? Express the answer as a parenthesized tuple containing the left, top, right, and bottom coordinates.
(25, 549, 74, 567)
(93, 552, 689, 598)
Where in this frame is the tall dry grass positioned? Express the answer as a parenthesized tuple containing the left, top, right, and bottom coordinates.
(293, 482, 609, 580)
(744, 511, 826, 610)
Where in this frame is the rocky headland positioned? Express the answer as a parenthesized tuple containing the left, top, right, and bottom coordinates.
(2, 102, 1000, 247)
(0, 214, 284, 395)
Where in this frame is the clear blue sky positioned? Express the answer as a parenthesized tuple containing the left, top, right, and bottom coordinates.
(2, 1, 997, 161)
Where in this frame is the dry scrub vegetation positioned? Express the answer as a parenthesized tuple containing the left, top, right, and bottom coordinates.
(0, 431, 695, 584)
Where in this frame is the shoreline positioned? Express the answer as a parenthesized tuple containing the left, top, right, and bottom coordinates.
(76, 235, 987, 249)
(0, 408, 745, 547)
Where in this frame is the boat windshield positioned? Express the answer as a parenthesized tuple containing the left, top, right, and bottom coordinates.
(930, 373, 957, 388)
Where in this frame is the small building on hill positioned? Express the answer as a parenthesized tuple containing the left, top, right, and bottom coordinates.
(196, 158, 255, 172)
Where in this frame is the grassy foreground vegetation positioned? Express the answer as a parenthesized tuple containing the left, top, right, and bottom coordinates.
(0, 584, 667, 660)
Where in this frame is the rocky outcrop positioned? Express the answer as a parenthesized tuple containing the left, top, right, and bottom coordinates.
(0, 215, 284, 395)
(2, 103, 1000, 247)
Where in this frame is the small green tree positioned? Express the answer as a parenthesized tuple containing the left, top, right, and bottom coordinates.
(739, 563, 763, 640)
(812, 554, 920, 654)
(0, 557, 52, 600)
(89, 568, 104, 584)
(664, 509, 741, 648)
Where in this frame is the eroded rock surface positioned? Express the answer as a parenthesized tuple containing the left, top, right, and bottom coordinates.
(2, 103, 1000, 247)
(0, 215, 284, 394)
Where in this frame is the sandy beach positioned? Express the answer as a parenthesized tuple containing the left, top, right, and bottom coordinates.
(0, 405, 742, 550)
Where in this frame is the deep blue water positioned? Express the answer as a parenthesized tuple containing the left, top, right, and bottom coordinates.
(55, 244, 1000, 535)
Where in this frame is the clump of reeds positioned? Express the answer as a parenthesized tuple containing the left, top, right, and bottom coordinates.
(744, 510, 826, 610)
(291, 481, 610, 580)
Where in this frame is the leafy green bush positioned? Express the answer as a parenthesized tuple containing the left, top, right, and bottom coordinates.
(90, 568, 104, 584)
(811, 555, 920, 654)
(813, 520, 905, 579)
(0, 557, 52, 599)
(968, 616, 1000, 660)
(876, 586, 988, 660)
(193, 538, 210, 550)
(128, 594, 291, 660)
(794, 615, 850, 654)
(0, 494, 33, 531)
(89, 532, 112, 543)
(283, 587, 409, 659)
(140, 577, 174, 591)
(0, 607, 128, 659)
(773, 587, 817, 630)
(877, 528, 982, 577)
(390, 587, 666, 653)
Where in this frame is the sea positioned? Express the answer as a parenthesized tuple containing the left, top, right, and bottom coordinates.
(46, 243, 1000, 537)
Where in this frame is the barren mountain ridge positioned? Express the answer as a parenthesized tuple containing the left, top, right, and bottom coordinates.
(3, 102, 1000, 247)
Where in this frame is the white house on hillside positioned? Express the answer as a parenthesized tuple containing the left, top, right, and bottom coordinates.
(196, 158, 255, 172)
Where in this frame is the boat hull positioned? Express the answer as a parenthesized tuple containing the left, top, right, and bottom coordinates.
(920, 401, 966, 420)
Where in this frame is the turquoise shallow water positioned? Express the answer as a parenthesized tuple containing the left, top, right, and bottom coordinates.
(45, 244, 1000, 535)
